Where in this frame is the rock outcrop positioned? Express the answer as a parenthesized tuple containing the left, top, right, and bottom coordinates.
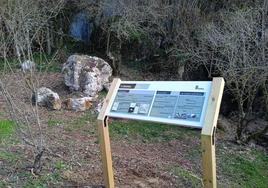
(62, 55, 113, 96)
(33, 87, 61, 110)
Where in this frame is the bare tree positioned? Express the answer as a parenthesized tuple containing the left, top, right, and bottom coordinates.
(188, 3, 268, 142)
(0, 0, 65, 173)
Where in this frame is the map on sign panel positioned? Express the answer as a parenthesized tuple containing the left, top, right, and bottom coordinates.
(107, 81, 212, 128)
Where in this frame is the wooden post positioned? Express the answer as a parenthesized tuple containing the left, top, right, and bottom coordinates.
(201, 77, 225, 188)
(97, 78, 121, 188)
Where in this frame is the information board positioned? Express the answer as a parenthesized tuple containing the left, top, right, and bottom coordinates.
(107, 81, 212, 128)
(98, 78, 225, 188)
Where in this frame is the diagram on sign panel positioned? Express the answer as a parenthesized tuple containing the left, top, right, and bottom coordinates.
(137, 103, 150, 114)
(112, 102, 150, 114)
(111, 89, 154, 116)
(173, 92, 205, 122)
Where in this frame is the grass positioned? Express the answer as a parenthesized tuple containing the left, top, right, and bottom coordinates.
(110, 119, 268, 187)
(0, 111, 4, 117)
(109, 119, 199, 142)
(22, 158, 71, 188)
(0, 52, 61, 73)
(47, 118, 64, 127)
(0, 181, 7, 187)
(0, 150, 19, 163)
(0, 58, 19, 71)
(219, 145, 268, 188)
(0, 156, 67, 188)
(171, 166, 203, 188)
(20, 160, 66, 188)
(34, 53, 61, 72)
(22, 171, 62, 188)
(54, 160, 67, 170)
(65, 113, 96, 134)
(0, 119, 14, 141)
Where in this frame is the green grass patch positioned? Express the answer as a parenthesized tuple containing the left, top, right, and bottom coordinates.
(220, 148, 268, 188)
(185, 143, 202, 164)
(65, 113, 96, 133)
(0, 111, 4, 118)
(109, 119, 199, 142)
(0, 52, 61, 73)
(98, 90, 108, 99)
(34, 53, 61, 72)
(0, 150, 19, 163)
(54, 160, 67, 170)
(21, 160, 67, 188)
(171, 166, 203, 188)
(0, 119, 14, 141)
(47, 119, 63, 127)
(23, 172, 61, 188)
(0, 58, 19, 71)
(0, 181, 7, 187)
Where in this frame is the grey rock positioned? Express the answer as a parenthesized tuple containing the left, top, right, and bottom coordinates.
(62, 55, 112, 96)
(65, 97, 93, 111)
(95, 102, 103, 113)
(21, 60, 35, 72)
(33, 87, 61, 110)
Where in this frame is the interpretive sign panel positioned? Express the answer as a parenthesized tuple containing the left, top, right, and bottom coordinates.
(97, 78, 225, 188)
(107, 81, 212, 128)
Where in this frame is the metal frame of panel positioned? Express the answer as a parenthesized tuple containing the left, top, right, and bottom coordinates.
(97, 78, 225, 188)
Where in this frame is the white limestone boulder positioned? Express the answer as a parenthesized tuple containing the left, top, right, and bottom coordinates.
(65, 97, 93, 111)
(21, 60, 35, 72)
(33, 87, 61, 110)
(62, 55, 113, 96)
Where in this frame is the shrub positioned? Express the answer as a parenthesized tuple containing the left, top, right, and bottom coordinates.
(188, 4, 268, 142)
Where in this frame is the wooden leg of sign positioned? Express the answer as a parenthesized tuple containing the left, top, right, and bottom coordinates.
(201, 77, 225, 188)
(97, 118, 114, 188)
(201, 134, 216, 188)
(97, 78, 121, 188)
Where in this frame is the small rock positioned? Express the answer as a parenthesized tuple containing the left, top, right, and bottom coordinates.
(249, 141, 257, 148)
(65, 97, 93, 111)
(133, 180, 147, 188)
(94, 102, 103, 113)
(33, 87, 61, 110)
(103, 82, 111, 91)
(147, 178, 159, 185)
(21, 60, 35, 72)
(168, 140, 177, 147)
(63, 170, 73, 180)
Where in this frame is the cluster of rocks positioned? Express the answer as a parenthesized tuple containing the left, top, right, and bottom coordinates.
(33, 87, 94, 112)
(30, 55, 112, 112)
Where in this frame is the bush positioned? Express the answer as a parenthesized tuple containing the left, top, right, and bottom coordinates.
(188, 4, 268, 142)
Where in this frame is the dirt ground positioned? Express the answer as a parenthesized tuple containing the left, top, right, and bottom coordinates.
(0, 72, 267, 188)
